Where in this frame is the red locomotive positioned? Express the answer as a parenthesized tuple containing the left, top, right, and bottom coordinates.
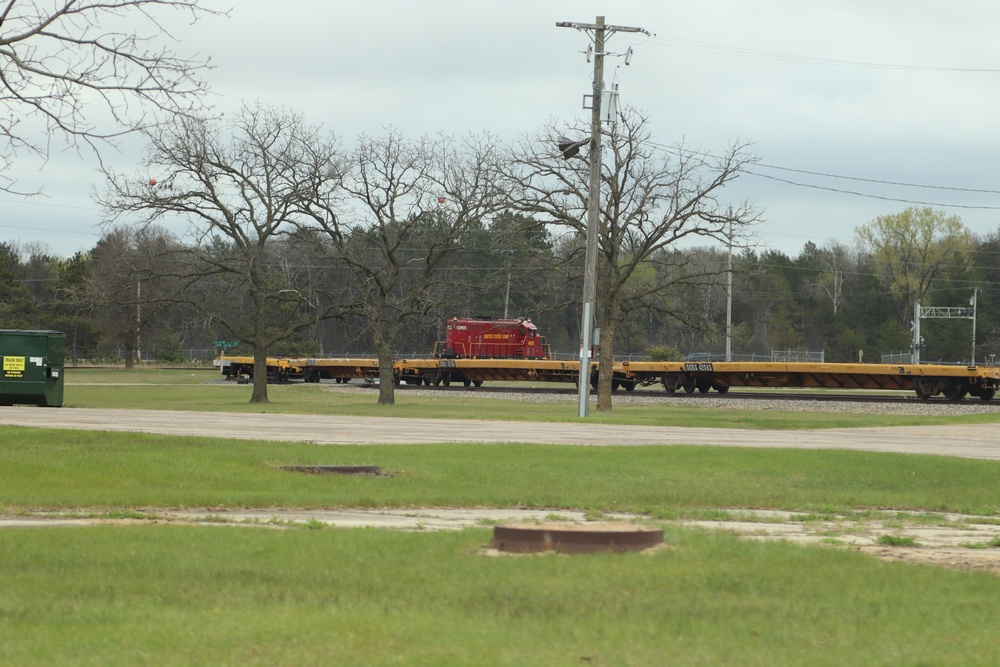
(436, 317, 550, 359)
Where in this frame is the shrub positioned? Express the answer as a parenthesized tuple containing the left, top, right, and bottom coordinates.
(647, 345, 682, 361)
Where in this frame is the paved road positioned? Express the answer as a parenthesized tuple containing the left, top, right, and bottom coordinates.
(1, 406, 998, 460)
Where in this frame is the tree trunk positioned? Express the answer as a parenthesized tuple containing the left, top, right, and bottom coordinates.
(594, 264, 618, 412)
(250, 347, 270, 403)
(595, 310, 617, 412)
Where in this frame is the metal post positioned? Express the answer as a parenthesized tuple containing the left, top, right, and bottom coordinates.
(912, 302, 921, 365)
(504, 270, 511, 319)
(725, 210, 733, 362)
(136, 280, 141, 364)
(971, 289, 978, 365)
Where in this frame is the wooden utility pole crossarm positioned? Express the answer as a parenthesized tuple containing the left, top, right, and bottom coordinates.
(555, 21, 651, 37)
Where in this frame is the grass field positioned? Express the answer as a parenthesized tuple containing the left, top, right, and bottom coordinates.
(2, 428, 999, 514)
(61, 366, 1000, 429)
(4, 526, 998, 666)
(1, 368, 999, 665)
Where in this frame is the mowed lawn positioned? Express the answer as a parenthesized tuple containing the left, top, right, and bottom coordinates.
(1, 369, 999, 666)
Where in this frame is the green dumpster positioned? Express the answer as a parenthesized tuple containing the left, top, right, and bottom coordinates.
(0, 330, 66, 407)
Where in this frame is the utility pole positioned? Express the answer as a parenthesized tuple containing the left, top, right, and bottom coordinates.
(557, 16, 648, 417)
(136, 280, 141, 365)
(726, 208, 733, 362)
(579, 15, 604, 418)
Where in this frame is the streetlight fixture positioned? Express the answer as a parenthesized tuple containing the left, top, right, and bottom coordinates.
(557, 136, 590, 160)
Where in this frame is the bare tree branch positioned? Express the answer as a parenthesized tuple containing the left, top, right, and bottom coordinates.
(296, 129, 511, 404)
(1, 0, 225, 192)
(507, 108, 760, 410)
(98, 103, 342, 403)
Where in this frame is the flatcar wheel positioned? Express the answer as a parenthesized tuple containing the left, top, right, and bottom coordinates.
(979, 387, 996, 401)
(682, 376, 696, 394)
(714, 385, 729, 394)
(473, 380, 483, 387)
(914, 377, 940, 400)
(463, 379, 472, 387)
(942, 380, 966, 402)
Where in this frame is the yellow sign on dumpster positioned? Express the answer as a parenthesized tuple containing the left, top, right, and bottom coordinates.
(3, 356, 25, 378)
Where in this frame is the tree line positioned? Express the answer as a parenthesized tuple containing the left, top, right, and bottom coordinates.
(4, 181, 999, 396)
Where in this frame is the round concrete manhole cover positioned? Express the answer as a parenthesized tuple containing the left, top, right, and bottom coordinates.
(490, 521, 663, 554)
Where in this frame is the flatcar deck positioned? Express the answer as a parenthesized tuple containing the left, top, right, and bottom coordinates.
(622, 361, 1000, 401)
(213, 355, 999, 402)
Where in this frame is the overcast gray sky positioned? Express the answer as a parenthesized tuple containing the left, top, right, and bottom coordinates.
(4, 0, 1000, 258)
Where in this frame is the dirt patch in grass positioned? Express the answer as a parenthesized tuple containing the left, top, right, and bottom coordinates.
(678, 511, 1000, 574)
(3, 507, 999, 574)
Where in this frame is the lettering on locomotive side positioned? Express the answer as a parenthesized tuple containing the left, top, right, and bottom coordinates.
(684, 362, 713, 372)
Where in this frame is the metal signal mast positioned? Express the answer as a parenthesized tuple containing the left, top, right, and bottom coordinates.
(910, 290, 979, 364)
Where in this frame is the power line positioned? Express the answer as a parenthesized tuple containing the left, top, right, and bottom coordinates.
(0, 223, 98, 236)
(753, 163, 1000, 195)
(645, 141, 1000, 210)
(746, 171, 1000, 210)
(645, 34, 1000, 73)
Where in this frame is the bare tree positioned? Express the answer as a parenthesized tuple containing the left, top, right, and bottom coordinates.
(98, 103, 342, 402)
(509, 109, 759, 410)
(813, 241, 853, 317)
(1, 0, 223, 192)
(298, 129, 510, 405)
